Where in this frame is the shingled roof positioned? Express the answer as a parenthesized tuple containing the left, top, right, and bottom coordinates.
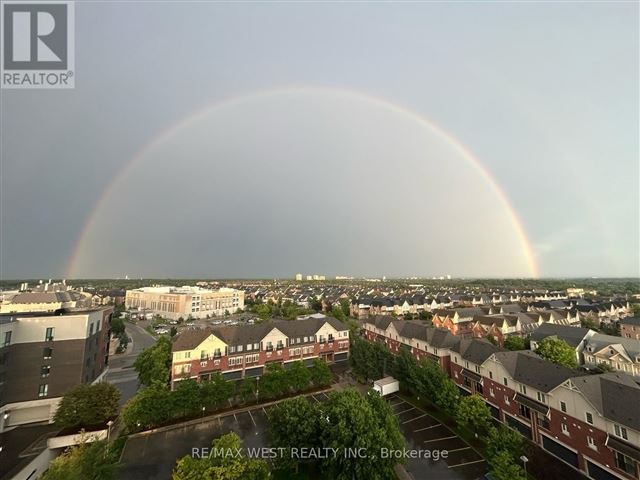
(494, 350, 574, 393)
(569, 373, 640, 431)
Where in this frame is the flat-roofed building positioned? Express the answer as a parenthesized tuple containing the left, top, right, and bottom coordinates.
(125, 286, 244, 320)
(0, 307, 112, 432)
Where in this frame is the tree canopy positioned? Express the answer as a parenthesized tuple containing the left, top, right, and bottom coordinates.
(41, 439, 118, 480)
(173, 432, 269, 480)
(503, 336, 526, 351)
(535, 337, 578, 369)
(134, 336, 172, 386)
(54, 383, 120, 428)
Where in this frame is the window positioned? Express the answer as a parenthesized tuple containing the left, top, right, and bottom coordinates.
(289, 348, 301, 356)
(245, 354, 259, 364)
(228, 356, 243, 367)
(41, 365, 51, 377)
(587, 436, 597, 450)
(519, 384, 527, 395)
(38, 384, 48, 397)
(560, 401, 567, 413)
(489, 371, 493, 380)
(276, 340, 284, 349)
(503, 377, 508, 386)
(229, 346, 236, 354)
(89, 323, 94, 336)
(246, 344, 252, 351)
(585, 412, 594, 425)
(237, 345, 243, 353)
(537, 392, 546, 403)
(254, 343, 259, 350)
(465, 361, 469, 368)
(561, 423, 569, 435)
(475, 365, 481, 373)
(614, 424, 629, 440)
(504, 395, 510, 405)
(185, 352, 191, 359)
(213, 348, 222, 358)
(519, 404, 530, 418)
(43, 347, 53, 359)
(266, 342, 273, 351)
(615, 452, 637, 475)
(3, 331, 11, 347)
(490, 388, 495, 397)
(45, 327, 54, 341)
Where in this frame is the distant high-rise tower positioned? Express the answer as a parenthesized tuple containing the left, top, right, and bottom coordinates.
(295, 273, 302, 281)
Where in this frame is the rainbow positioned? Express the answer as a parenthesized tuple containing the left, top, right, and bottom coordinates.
(66, 86, 539, 278)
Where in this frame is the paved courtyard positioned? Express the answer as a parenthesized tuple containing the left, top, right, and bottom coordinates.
(386, 394, 487, 480)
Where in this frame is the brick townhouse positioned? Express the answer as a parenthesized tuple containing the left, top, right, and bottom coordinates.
(171, 316, 349, 388)
(362, 317, 640, 480)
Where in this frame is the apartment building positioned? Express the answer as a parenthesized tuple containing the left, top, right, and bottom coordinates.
(362, 317, 640, 480)
(170, 316, 349, 388)
(0, 306, 112, 432)
(125, 286, 244, 320)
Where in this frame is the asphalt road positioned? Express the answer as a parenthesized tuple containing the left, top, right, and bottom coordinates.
(106, 322, 157, 404)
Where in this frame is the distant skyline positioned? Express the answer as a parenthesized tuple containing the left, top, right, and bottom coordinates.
(1, 2, 638, 279)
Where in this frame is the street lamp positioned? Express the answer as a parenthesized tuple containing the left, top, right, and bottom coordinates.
(520, 455, 529, 477)
(255, 376, 260, 401)
(201, 406, 206, 422)
(106, 420, 114, 442)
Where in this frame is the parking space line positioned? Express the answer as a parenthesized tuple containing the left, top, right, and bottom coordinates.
(396, 407, 416, 415)
(312, 395, 322, 403)
(402, 413, 427, 424)
(320, 392, 330, 400)
(414, 424, 442, 432)
(389, 399, 406, 407)
(233, 413, 238, 423)
(448, 459, 485, 468)
(248, 410, 257, 428)
(423, 435, 456, 443)
(447, 447, 471, 453)
(262, 407, 269, 419)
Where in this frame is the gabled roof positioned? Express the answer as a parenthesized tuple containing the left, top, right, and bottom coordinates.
(569, 373, 640, 431)
(452, 338, 503, 365)
(494, 350, 574, 393)
(172, 328, 213, 352)
(529, 323, 592, 348)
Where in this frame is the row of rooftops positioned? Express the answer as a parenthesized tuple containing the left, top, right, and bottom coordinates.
(172, 316, 348, 352)
(365, 316, 640, 431)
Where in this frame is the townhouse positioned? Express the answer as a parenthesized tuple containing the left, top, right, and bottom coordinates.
(362, 317, 640, 480)
(531, 324, 640, 378)
(621, 318, 640, 341)
(170, 316, 349, 388)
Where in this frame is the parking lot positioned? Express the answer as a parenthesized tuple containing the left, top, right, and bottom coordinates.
(118, 391, 332, 480)
(386, 394, 486, 480)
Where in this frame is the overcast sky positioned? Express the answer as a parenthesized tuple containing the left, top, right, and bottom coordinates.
(1, 2, 638, 279)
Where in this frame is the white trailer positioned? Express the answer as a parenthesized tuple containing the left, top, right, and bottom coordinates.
(373, 376, 400, 396)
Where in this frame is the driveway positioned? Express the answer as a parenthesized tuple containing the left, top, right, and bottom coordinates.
(386, 394, 487, 480)
(106, 322, 157, 404)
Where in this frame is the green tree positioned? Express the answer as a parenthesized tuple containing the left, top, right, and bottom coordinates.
(200, 373, 233, 408)
(253, 303, 271, 319)
(41, 438, 118, 480)
(269, 396, 321, 471)
(488, 451, 526, 480)
(238, 377, 258, 403)
(486, 425, 524, 461)
(331, 305, 346, 322)
(535, 337, 578, 369)
(456, 394, 492, 434)
(320, 389, 404, 480)
(172, 379, 201, 417)
(54, 383, 120, 428)
(309, 296, 323, 312)
(504, 336, 526, 351)
(339, 299, 351, 318)
(173, 432, 269, 480)
(110, 316, 126, 336)
(121, 382, 173, 430)
(260, 363, 288, 399)
(309, 358, 333, 387)
(134, 336, 172, 386)
(286, 361, 312, 392)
